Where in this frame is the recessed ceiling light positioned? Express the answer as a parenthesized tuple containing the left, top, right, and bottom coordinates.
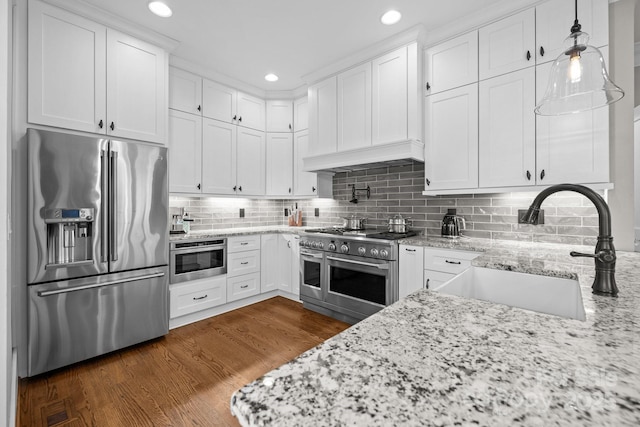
(264, 73, 279, 82)
(380, 10, 402, 25)
(148, 1, 172, 18)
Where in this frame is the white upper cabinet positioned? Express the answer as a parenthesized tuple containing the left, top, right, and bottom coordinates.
(202, 79, 237, 123)
(372, 45, 408, 145)
(169, 67, 202, 115)
(202, 80, 265, 131)
(202, 118, 237, 195)
(536, 0, 608, 64)
(293, 97, 309, 132)
(479, 68, 536, 188)
(236, 127, 266, 196)
(424, 84, 478, 191)
(28, 0, 167, 144)
(294, 130, 321, 197)
(168, 109, 202, 193)
(308, 76, 337, 155)
(106, 29, 166, 143)
(337, 62, 372, 151)
(535, 60, 609, 185)
(28, 0, 106, 134)
(266, 100, 293, 132)
(266, 133, 293, 196)
(479, 9, 535, 80)
(237, 92, 266, 131)
(425, 31, 478, 95)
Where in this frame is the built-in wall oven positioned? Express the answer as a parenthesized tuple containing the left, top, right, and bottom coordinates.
(300, 229, 408, 324)
(170, 238, 227, 284)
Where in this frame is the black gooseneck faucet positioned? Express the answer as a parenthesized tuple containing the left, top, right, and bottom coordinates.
(521, 184, 618, 296)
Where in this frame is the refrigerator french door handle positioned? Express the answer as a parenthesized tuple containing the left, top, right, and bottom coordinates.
(100, 150, 109, 263)
(37, 271, 165, 297)
(110, 150, 118, 262)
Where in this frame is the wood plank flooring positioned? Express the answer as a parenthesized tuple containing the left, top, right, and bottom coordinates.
(18, 297, 350, 427)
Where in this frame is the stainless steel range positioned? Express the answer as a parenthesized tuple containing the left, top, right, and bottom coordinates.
(299, 228, 416, 324)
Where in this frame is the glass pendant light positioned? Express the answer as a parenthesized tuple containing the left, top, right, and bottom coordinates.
(535, 0, 624, 115)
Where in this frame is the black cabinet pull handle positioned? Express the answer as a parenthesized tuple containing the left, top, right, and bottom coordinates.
(405, 248, 416, 252)
(312, 186, 316, 192)
(98, 119, 103, 129)
(233, 185, 237, 191)
(426, 278, 430, 289)
(540, 169, 546, 180)
(426, 82, 431, 91)
(526, 170, 531, 181)
(197, 105, 201, 112)
(193, 295, 207, 301)
(197, 183, 201, 190)
(526, 50, 531, 61)
(445, 260, 461, 265)
(540, 46, 545, 57)
(110, 122, 115, 131)
(426, 178, 431, 186)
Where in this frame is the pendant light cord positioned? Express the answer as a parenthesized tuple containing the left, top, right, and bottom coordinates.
(570, 0, 581, 34)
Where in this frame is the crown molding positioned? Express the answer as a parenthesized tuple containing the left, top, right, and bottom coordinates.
(39, 0, 180, 51)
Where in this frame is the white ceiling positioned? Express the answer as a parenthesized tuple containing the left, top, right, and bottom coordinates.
(79, 0, 517, 92)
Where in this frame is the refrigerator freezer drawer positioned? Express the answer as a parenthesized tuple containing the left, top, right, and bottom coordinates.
(28, 266, 169, 376)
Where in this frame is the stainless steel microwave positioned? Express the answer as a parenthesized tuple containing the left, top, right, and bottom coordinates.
(170, 239, 227, 284)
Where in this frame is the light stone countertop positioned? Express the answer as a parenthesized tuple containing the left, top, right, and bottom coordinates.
(230, 236, 640, 426)
(169, 225, 311, 241)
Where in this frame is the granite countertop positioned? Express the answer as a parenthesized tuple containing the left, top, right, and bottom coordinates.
(169, 225, 311, 241)
(230, 237, 640, 426)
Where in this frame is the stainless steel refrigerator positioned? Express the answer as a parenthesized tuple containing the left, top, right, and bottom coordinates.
(27, 128, 169, 376)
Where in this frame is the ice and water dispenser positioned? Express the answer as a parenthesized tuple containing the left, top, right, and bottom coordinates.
(44, 208, 95, 267)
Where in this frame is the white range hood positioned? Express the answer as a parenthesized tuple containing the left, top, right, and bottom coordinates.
(303, 139, 424, 173)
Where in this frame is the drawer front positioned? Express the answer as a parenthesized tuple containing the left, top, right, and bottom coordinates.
(170, 275, 227, 319)
(424, 248, 479, 274)
(424, 270, 455, 290)
(228, 235, 261, 253)
(227, 250, 260, 277)
(227, 272, 260, 302)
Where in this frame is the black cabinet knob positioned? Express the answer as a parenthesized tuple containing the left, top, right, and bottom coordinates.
(238, 116, 242, 122)
(233, 115, 237, 121)
(540, 46, 545, 57)
(238, 186, 242, 191)
(289, 124, 292, 130)
(110, 122, 115, 131)
(526, 170, 531, 181)
(197, 105, 201, 112)
(540, 169, 546, 180)
(197, 183, 201, 190)
(426, 178, 431, 186)
(98, 119, 103, 129)
(312, 186, 316, 193)
(426, 82, 431, 91)
(288, 188, 291, 193)
(526, 50, 531, 61)
(233, 185, 237, 191)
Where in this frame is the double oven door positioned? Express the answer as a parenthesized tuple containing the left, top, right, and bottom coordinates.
(300, 248, 398, 322)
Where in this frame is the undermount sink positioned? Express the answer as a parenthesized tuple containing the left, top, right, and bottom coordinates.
(433, 267, 586, 321)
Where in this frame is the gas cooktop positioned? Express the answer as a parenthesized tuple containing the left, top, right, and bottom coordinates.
(304, 228, 417, 240)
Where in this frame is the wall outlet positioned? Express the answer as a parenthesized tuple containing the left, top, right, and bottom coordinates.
(239, 208, 245, 218)
(315, 208, 320, 217)
(518, 209, 544, 225)
(284, 208, 289, 217)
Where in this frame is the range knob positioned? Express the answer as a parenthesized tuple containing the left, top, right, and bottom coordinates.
(328, 243, 337, 251)
(311, 242, 318, 249)
(379, 249, 389, 259)
(299, 241, 304, 247)
(317, 242, 324, 250)
(358, 247, 366, 256)
(370, 248, 379, 257)
(340, 244, 349, 254)
(304, 241, 312, 248)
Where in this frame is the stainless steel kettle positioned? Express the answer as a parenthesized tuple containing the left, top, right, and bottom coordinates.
(441, 209, 465, 238)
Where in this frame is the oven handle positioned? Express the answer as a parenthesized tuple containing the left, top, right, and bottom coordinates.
(301, 251, 323, 259)
(171, 245, 226, 256)
(326, 256, 389, 270)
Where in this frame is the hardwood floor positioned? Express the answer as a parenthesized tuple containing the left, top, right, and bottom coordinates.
(18, 297, 350, 427)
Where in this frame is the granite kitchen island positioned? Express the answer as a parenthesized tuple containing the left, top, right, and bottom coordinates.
(230, 239, 640, 426)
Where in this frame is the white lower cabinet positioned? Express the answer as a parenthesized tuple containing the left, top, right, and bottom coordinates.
(170, 275, 227, 319)
(227, 273, 260, 303)
(424, 270, 455, 291)
(399, 245, 424, 299)
(261, 234, 299, 296)
(227, 251, 260, 276)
